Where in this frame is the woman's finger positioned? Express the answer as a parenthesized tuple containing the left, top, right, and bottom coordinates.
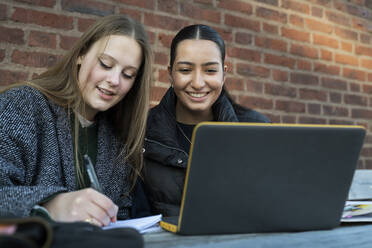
(87, 189, 118, 221)
(84, 217, 102, 227)
(85, 200, 112, 226)
(81, 188, 117, 226)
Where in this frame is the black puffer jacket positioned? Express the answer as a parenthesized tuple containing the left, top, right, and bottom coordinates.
(143, 87, 269, 216)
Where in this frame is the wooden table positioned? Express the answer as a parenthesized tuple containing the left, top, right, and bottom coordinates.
(144, 223, 372, 248)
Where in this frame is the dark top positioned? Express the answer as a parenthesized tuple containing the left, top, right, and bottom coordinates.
(143, 87, 270, 216)
(176, 122, 195, 154)
(70, 114, 98, 189)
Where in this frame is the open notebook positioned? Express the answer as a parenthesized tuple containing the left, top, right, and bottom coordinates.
(160, 122, 366, 235)
(103, 214, 162, 233)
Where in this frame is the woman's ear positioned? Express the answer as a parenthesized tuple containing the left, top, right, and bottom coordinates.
(222, 64, 227, 84)
(77, 55, 83, 65)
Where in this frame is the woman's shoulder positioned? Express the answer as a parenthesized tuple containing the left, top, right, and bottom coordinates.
(233, 104, 270, 123)
(147, 88, 176, 124)
(0, 85, 52, 115)
(148, 103, 163, 119)
(147, 101, 172, 125)
(1, 85, 46, 102)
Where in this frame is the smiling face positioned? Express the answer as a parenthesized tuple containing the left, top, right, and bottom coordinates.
(77, 35, 142, 120)
(170, 39, 226, 124)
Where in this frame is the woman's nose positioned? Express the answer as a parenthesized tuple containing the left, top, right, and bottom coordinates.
(107, 70, 120, 86)
(191, 70, 205, 89)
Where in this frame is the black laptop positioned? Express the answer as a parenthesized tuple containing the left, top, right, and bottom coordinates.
(160, 122, 366, 235)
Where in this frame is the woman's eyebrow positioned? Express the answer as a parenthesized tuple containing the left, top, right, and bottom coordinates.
(99, 53, 139, 70)
(176, 61, 193, 66)
(176, 61, 220, 66)
(99, 53, 116, 61)
(202, 61, 220, 66)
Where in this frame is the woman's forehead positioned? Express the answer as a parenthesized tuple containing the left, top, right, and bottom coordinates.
(89, 35, 142, 68)
(174, 39, 222, 63)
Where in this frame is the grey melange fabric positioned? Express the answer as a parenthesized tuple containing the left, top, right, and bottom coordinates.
(0, 86, 132, 219)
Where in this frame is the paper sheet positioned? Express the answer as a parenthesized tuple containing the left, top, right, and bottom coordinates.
(348, 170, 372, 200)
(103, 214, 162, 233)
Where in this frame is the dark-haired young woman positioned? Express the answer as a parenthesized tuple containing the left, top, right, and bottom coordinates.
(144, 24, 270, 216)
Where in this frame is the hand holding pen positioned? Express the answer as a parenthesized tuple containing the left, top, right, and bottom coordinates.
(83, 154, 118, 225)
(41, 155, 118, 226)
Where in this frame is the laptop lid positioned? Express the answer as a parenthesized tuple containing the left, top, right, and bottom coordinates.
(160, 122, 366, 235)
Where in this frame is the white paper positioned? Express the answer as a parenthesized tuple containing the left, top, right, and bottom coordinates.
(103, 214, 162, 234)
(348, 170, 372, 200)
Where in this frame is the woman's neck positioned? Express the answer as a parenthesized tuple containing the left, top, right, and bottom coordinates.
(175, 102, 213, 125)
(76, 104, 97, 122)
(74, 111, 95, 128)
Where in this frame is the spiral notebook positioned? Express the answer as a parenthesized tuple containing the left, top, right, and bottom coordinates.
(160, 122, 366, 235)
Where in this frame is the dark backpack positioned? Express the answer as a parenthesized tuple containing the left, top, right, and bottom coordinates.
(0, 217, 143, 248)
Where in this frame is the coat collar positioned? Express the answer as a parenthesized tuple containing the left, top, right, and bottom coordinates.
(158, 87, 239, 123)
(146, 87, 239, 148)
(50, 102, 130, 195)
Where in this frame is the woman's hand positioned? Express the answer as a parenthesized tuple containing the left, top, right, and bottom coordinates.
(42, 188, 118, 227)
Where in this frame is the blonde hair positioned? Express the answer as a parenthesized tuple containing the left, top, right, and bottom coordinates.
(2, 14, 152, 189)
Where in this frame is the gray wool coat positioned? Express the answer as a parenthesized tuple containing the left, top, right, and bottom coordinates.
(0, 86, 132, 219)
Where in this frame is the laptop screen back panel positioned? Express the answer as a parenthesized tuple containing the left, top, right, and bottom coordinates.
(178, 123, 365, 235)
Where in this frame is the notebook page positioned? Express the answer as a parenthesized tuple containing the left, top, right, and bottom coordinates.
(103, 214, 162, 233)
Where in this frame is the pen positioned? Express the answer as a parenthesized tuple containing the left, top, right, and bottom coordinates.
(84, 154, 103, 193)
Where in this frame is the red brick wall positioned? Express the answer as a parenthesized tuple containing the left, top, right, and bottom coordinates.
(0, 0, 371, 168)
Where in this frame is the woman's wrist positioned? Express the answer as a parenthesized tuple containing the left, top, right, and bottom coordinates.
(30, 205, 52, 221)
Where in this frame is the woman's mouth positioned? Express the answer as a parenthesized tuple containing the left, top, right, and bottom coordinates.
(187, 92, 208, 98)
(97, 86, 115, 96)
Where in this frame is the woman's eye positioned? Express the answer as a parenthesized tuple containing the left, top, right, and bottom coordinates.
(178, 68, 191, 73)
(99, 59, 111, 69)
(122, 72, 135, 79)
(206, 69, 218, 73)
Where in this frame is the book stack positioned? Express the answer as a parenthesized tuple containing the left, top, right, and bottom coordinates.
(342, 170, 372, 222)
(342, 201, 372, 222)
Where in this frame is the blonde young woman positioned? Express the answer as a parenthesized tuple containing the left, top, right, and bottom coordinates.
(0, 14, 152, 226)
